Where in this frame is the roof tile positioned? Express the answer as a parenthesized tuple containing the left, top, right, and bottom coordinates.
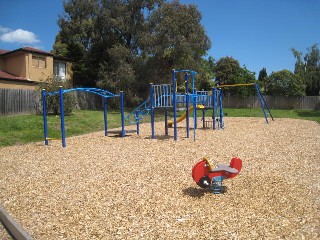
(0, 71, 29, 81)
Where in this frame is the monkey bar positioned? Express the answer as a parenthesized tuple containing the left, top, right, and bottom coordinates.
(42, 87, 125, 148)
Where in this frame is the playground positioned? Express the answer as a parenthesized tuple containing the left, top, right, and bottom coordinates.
(0, 117, 319, 239)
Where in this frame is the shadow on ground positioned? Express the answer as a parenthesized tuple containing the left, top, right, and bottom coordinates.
(182, 187, 208, 198)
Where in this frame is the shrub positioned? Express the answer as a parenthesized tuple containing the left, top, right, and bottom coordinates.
(35, 78, 76, 115)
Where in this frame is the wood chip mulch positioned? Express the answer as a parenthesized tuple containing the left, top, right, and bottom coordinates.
(0, 117, 319, 239)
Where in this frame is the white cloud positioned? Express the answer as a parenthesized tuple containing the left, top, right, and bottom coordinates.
(0, 26, 11, 33)
(0, 28, 40, 44)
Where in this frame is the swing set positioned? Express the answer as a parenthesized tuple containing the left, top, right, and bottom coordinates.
(216, 82, 274, 124)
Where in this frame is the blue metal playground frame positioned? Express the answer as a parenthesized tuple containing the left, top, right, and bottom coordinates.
(42, 87, 125, 148)
(125, 69, 225, 141)
(125, 69, 273, 141)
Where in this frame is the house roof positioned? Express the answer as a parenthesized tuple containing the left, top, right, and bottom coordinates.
(0, 49, 9, 55)
(0, 47, 54, 56)
(0, 70, 33, 82)
(0, 47, 73, 62)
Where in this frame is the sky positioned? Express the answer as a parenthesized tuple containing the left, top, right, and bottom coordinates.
(0, 0, 319, 76)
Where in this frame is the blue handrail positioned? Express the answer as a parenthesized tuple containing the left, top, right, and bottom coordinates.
(125, 98, 151, 124)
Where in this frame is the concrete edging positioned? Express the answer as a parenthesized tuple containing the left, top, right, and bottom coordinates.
(0, 205, 33, 240)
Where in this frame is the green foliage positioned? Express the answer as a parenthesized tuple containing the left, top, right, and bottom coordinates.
(215, 57, 241, 85)
(258, 67, 268, 92)
(196, 56, 215, 91)
(146, 0, 211, 82)
(292, 44, 320, 96)
(214, 57, 256, 97)
(54, 0, 210, 104)
(267, 70, 305, 96)
(232, 66, 257, 97)
(36, 78, 76, 115)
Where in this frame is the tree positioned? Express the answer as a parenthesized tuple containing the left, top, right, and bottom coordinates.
(215, 57, 240, 85)
(55, 0, 163, 106)
(267, 70, 305, 96)
(258, 67, 268, 93)
(145, 0, 211, 84)
(196, 56, 216, 91)
(55, 0, 100, 87)
(292, 44, 320, 95)
(54, 0, 211, 106)
(232, 66, 256, 97)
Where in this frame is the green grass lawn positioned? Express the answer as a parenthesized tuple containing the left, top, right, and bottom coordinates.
(0, 108, 319, 147)
(0, 110, 121, 147)
(223, 108, 320, 123)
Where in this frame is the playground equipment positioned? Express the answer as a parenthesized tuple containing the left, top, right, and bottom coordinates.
(218, 83, 274, 124)
(42, 87, 125, 148)
(167, 104, 204, 127)
(125, 69, 274, 141)
(126, 69, 218, 141)
(192, 157, 242, 194)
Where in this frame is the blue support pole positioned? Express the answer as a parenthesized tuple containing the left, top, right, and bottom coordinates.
(254, 83, 269, 124)
(185, 73, 190, 138)
(202, 109, 205, 129)
(164, 109, 168, 136)
(192, 72, 195, 94)
(42, 89, 49, 145)
(164, 85, 168, 136)
(193, 94, 197, 141)
(59, 87, 66, 148)
(103, 97, 108, 136)
(212, 88, 217, 130)
(136, 110, 140, 135)
(150, 83, 155, 139)
(219, 90, 224, 128)
(255, 83, 274, 121)
(120, 91, 125, 137)
(172, 70, 177, 141)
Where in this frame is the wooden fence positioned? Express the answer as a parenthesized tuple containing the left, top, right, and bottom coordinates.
(223, 95, 320, 110)
(0, 89, 36, 115)
(0, 88, 319, 116)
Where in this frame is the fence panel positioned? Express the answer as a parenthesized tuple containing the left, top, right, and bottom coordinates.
(0, 88, 319, 116)
(0, 89, 36, 115)
(74, 91, 103, 110)
(224, 95, 320, 110)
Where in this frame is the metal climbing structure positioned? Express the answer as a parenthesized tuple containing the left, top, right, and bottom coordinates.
(42, 87, 125, 148)
(125, 69, 219, 141)
(125, 69, 274, 141)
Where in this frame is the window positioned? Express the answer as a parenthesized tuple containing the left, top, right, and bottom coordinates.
(54, 61, 67, 81)
(32, 55, 46, 68)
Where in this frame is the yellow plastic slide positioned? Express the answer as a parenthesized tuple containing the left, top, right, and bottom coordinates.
(168, 105, 204, 127)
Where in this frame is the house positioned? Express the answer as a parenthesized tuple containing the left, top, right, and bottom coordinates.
(0, 47, 73, 89)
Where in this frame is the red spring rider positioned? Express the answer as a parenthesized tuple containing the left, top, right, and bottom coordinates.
(192, 157, 242, 194)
